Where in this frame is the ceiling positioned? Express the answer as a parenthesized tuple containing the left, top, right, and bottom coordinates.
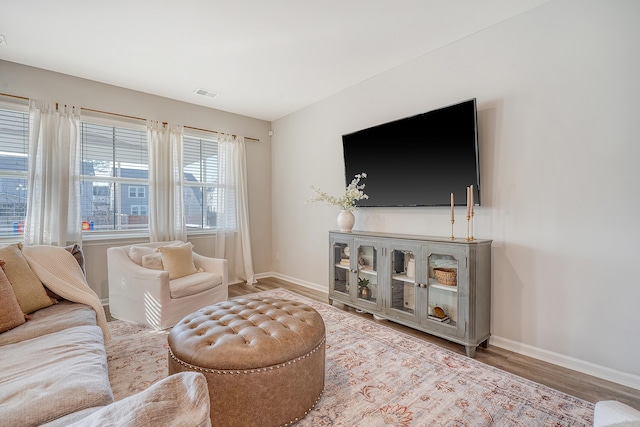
(0, 0, 549, 122)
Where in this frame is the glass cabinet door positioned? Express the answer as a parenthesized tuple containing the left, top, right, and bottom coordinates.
(386, 241, 422, 323)
(354, 240, 381, 310)
(330, 240, 352, 300)
(423, 245, 467, 337)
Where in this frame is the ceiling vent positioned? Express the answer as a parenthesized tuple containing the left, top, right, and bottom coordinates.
(194, 88, 218, 98)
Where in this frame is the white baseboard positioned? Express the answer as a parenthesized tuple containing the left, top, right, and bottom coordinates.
(255, 273, 640, 391)
(255, 271, 326, 294)
(490, 335, 640, 391)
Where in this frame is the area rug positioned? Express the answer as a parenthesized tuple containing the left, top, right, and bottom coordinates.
(107, 288, 594, 426)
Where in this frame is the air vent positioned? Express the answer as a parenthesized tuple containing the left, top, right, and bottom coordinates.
(194, 88, 218, 98)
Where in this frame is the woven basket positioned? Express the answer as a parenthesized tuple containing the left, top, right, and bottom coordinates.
(434, 268, 457, 286)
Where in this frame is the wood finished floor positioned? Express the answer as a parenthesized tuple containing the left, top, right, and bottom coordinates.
(230, 277, 640, 409)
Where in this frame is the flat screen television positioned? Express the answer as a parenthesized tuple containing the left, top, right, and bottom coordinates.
(342, 98, 480, 207)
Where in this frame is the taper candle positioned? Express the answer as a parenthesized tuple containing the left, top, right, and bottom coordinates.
(450, 192, 454, 221)
(466, 186, 470, 217)
(470, 185, 474, 215)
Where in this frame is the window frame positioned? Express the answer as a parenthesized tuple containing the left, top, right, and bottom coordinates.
(0, 98, 29, 241)
(79, 113, 150, 238)
(182, 129, 233, 234)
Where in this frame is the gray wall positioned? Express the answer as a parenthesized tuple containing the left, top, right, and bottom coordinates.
(0, 59, 273, 295)
(270, 0, 640, 388)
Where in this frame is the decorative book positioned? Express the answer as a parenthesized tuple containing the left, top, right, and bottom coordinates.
(428, 315, 451, 323)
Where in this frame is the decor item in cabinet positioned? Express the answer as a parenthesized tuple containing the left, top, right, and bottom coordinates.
(433, 267, 457, 286)
(328, 230, 492, 358)
(358, 277, 371, 300)
(406, 256, 415, 278)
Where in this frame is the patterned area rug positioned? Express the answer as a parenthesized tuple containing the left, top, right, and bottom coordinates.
(107, 288, 594, 426)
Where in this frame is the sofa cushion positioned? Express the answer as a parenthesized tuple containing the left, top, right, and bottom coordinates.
(169, 271, 222, 298)
(0, 300, 97, 346)
(39, 407, 105, 427)
(66, 372, 211, 427)
(594, 401, 640, 427)
(156, 242, 197, 279)
(128, 245, 154, 266)
(0, 243, 53, 314)
(0, 261, 26, 333)
(141, 253, 163, 270)
(0, 325, 113, 427)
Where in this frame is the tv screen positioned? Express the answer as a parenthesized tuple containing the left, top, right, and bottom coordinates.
(342, 98, 480, 207)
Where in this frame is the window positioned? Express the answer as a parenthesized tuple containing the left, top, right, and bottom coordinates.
(80, 120, 149, 233)
(1, 102, 235, 239)
(128, 186, 145, 198)
(0, 102, 29, 238)
(130, 205, 147, 216)
(183, 132, 235, 231)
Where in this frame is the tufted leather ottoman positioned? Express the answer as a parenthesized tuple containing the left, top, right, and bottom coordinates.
(168, 297, 326, 427)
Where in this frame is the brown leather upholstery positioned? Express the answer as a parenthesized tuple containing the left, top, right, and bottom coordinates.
(168, 297, 326, 427)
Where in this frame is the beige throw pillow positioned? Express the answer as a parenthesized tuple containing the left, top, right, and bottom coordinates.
(0, 244, 52, 314)
(0, 260, 27, 333)
(155, 242, 197, 280)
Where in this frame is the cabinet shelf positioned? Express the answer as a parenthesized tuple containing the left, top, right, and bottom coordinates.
(427, 317, 457, 328)
(392, 274, 415, 283)
(359, 268, 377, 276)
(334, 263, 350, 270)
(428, 279, 458, 292)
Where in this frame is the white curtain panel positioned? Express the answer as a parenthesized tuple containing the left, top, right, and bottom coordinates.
(215, 134, 256, 284)
(25, 100, 81, 246)
(147, 121, 186, 242)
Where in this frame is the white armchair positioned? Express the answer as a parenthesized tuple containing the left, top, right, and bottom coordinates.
(107, 241, 228, 330)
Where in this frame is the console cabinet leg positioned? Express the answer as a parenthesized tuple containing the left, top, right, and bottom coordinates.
(465, 345, 476, 358)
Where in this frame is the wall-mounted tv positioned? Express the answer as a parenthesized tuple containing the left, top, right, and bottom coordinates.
(342, 98, 480, 207)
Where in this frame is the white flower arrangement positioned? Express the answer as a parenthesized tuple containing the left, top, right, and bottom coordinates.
(308, 173, 369, 211)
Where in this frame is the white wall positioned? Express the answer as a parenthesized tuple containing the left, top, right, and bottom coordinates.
(271, 0, 640, 388)
(0, 60, 273, 298)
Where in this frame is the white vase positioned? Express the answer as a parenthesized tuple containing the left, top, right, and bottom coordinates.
(406, 258, 415, 278)
(337, 210, 355, 232)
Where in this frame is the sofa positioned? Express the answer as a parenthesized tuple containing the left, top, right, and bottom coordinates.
(0, 243, 211, 426)
(594, 401, 640, 427)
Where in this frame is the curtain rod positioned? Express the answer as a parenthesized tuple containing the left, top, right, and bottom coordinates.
(0, 92, 260, 142)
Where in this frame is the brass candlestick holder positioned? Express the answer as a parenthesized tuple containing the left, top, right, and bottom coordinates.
(470, 211, 475, 241)
(450, 219, 455, 240)
(466, 215, 472, 241)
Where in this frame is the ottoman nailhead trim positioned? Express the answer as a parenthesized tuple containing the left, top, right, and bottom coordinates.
(168, 336, 326, 375)
(280, 392, 323, 427)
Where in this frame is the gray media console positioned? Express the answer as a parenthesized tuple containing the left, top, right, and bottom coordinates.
(329, 230, 492, 357)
